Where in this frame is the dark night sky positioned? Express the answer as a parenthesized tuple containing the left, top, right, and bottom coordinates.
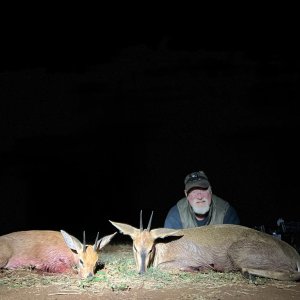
(1, 22, 299, 243)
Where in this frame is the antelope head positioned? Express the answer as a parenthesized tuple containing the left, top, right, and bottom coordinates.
(60, 230, 117, 278)
(109, 211, 181, 274)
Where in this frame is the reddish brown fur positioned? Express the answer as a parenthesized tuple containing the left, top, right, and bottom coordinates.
(0, 231, 76, 273)
(0, 230, 116, 278)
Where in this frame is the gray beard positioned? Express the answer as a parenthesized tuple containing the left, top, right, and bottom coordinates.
(191, 204, 210, 215)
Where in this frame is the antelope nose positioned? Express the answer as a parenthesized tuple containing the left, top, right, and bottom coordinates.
(87, 272, 94, 278)
(138, 268, 146, 275)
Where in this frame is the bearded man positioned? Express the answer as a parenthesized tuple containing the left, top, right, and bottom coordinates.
(164, 171, 240, 229)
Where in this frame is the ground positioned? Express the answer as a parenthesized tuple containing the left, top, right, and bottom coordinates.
(1, 276, 299, 300)
(1, 244, 299, 299)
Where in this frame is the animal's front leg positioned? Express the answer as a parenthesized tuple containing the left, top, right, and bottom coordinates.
(180, 264, 216, 273)
(157, 260, 213, 273)
(0, 257, 9, 268)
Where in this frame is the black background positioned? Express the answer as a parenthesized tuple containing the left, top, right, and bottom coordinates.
(1, 15, 299, 244)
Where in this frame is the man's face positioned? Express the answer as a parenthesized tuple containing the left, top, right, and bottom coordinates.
(186, 188, 212, 215)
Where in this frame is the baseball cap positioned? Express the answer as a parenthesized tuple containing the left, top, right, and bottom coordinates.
(184, 171, 210, 193)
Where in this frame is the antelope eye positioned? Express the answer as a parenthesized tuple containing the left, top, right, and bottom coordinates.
(133, 245, 137, 252)
(79, 259, 84, 266)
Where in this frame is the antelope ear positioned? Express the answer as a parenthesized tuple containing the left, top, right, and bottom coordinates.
(150, 228, 183, 240)
(109, 221, 139, 239)
(60, 230, 83, 253)
(95, 232, 117, 251)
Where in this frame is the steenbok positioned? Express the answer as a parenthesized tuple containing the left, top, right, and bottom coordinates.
(0, 229, 116, 278)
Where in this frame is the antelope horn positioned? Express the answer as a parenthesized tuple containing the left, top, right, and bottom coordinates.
(83, 230, 86, 253)
(140, 210, 143, 232)
(94, 232, 99, 251)
(147, 211, 153, 231)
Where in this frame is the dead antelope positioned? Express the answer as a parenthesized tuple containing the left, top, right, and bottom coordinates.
(0, 230, 116, 278)
(110, 211, 300, 281)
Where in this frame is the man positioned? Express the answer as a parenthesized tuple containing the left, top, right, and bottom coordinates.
(164, 171, 240, 229)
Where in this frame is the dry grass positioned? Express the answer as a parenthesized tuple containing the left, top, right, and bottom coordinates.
(0, 243, 297, 296)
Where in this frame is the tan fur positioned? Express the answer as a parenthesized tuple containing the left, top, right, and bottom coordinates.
(110, 221, 300, 281)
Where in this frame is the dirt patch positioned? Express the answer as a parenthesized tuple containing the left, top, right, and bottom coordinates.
(1, 244, 299, 299)
(1, 278, 299, 300)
